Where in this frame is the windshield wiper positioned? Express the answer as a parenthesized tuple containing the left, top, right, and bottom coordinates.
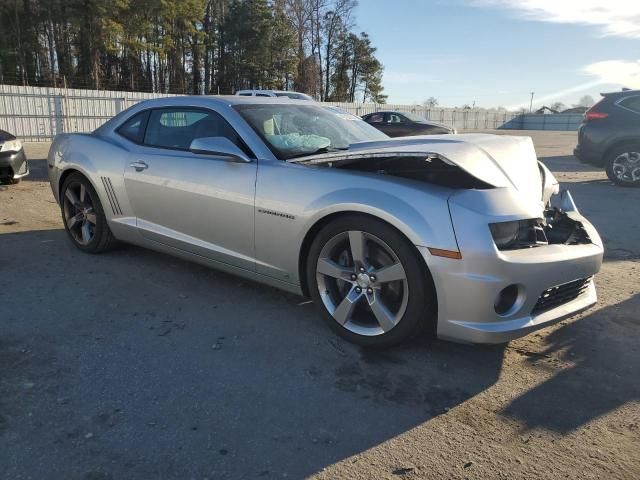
(288, 146, 349, 160)
(313, 146, 349, 154)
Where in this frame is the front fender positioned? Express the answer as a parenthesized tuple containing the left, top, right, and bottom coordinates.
(254, 160, 458, 285)
(302, 187, 457, 251)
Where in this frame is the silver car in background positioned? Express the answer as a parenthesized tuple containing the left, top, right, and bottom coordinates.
(47, 96, 603, 347)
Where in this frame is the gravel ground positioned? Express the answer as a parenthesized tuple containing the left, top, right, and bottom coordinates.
(1, 131, 639, 480)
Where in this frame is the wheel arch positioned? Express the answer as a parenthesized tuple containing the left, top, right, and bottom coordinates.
(297, 210, 435, 300)
(58, 168, 97, 204)
(603, 138, 640, 164)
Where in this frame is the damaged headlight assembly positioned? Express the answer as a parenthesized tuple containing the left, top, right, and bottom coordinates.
(489, 219, 546, 250)
(0, 139, 22, 153)
(490, 210, 591, 251)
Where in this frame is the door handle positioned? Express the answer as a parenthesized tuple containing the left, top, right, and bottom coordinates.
(129, 160, 148, 172)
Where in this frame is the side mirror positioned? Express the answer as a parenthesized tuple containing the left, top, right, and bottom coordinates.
(189, 137, 251, 163)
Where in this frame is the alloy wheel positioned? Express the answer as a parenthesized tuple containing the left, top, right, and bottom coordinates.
(612, 151, 640, 184)
(316, 230, 409, 336)
(62, 182, 97, 245)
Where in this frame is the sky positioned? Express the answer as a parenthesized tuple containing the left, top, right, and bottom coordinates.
(355, 0, 640, 109)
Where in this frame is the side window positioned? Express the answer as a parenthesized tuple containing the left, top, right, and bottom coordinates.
(386, 113, 404, 124)
(143, 108, 246, 152)
(256, 93, 272, 97)
(238, 93, 252, 96)
(619, 96, 640, 113)
(366, 113, 384, 124)
(116, 111, 149, 143)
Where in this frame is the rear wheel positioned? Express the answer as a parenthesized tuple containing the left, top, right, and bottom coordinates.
(307, 215, 436, 348)
(61, 173, 118, 253)
(0, 177, 20, 185)
(606, 144, 640, 187)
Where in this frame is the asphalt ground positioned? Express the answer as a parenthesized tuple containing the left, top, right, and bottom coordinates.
(0, 131, 638, 479)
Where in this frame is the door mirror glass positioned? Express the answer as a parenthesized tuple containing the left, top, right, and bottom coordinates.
(189, 137, 251, 163)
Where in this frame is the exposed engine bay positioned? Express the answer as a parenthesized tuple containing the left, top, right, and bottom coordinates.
(317, 154, 493, 189)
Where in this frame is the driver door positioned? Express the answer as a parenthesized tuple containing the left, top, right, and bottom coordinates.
(123, 107, 257, 271)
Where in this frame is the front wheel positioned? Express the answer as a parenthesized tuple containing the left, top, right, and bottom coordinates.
(605, 144, 640, 187)
(61, 173, 118, 253)
(307, 215, 436, 348)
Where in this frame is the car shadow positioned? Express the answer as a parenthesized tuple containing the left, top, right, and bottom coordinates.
(538, 155, 603, 173)
(501, 292, 640, 433)
(23, 158, 49, 182)
(0, 228, 507, 479)
(559, 177, 640, 261)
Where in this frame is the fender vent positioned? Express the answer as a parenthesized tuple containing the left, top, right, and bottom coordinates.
(101, 177, 122, 215)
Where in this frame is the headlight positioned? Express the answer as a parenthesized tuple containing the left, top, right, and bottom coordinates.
(489, 219, 546, 250)
(0, 139, 22, 153)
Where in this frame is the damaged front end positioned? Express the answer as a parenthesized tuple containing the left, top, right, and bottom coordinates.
(489, 191, 592, 251)
(291, 134, 598, 253)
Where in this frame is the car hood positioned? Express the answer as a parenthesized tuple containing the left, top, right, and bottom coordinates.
(290, 133, 545, 203)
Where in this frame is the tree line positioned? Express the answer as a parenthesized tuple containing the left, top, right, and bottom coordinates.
(0, 0, 386, 102)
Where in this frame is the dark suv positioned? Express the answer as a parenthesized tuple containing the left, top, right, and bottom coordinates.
(574, 89, 640, 186)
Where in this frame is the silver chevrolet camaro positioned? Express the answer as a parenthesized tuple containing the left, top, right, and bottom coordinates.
(47, 96, 603, 347)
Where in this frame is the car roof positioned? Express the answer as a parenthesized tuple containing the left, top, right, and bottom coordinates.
(602, 89, 640, 99)
(134, 95, 316, 108)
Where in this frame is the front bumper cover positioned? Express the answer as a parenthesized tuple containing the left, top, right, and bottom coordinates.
(425, 187, 603, 344)
(0, 149, 29, 179)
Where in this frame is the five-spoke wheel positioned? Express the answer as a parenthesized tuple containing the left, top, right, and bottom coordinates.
(308, 215, 436, 347)
(606, 144, 640, 187)
(63, 181, 97, 245)
(61, 172, 117, 252)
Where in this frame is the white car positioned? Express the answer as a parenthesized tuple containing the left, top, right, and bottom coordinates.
(235, 89, 314, 101)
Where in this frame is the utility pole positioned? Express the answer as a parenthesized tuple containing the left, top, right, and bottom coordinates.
(529, 92, 535, 112)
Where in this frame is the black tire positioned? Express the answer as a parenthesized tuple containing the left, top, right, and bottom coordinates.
(306, 214, 436, 348)
(1, 177, 20, 185)
(60, 172, 118, 253)
(605, 143, 640, 187)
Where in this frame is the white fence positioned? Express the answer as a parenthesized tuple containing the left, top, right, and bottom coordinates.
(0, 84, 520, 141)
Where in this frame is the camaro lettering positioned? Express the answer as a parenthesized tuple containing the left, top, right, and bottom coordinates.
(258, 209, 295, 220)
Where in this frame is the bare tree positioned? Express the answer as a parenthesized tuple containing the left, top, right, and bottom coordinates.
(575, 95, 595, 108)
(423, 96, 438, 108)
(321, 0, 355, 100)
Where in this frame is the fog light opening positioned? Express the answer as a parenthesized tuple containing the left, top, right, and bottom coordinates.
(494, 284, 521, 316)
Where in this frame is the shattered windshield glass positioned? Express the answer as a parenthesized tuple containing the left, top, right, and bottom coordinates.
(234, 104, 387, 160)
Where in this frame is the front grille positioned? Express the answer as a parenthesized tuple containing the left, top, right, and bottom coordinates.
(532, 277, 592, 314)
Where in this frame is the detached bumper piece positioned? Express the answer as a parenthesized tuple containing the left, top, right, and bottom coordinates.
(532, 277, 592, 314)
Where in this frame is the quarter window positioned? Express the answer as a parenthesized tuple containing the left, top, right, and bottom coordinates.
(619, 96, 640, 113)
(117, 111, 149, 143)
(143, 108, 245, 151)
